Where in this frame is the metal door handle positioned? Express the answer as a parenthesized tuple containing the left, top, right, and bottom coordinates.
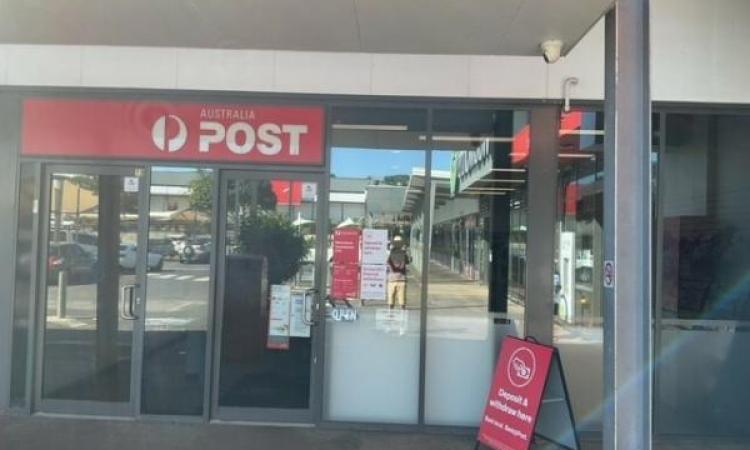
(303, 289, 317, 327)
(120, 284, 137, 320)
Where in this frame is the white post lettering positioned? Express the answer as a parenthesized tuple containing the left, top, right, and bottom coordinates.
(282, 125, 308, 156)
(257, 123, 282, 155)
(199, 121, 225, 152)
(226, 122, 256, 155)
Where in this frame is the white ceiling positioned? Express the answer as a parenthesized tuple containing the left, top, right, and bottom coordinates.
(0, 0, 611, 56)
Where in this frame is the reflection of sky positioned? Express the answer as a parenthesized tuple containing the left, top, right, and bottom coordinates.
(331, 147, 426, 178)
(432, 151, 453, 171)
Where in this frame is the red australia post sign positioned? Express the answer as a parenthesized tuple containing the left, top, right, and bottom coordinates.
(22, 98, 325, 165)
(478, 337, 555, 450)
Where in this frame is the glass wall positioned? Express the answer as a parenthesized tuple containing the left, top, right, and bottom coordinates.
(41, 170, 138, 404)
(217, 176, 318, 412)
(141, 167, 213, 415)
(424, 109, 529, 426)
(654, 113, 750, 438)
(324, 107, 426, 424)
(553, 110, 605, 431)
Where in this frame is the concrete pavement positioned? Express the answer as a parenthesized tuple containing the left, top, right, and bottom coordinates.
(2, 415, 748, 450)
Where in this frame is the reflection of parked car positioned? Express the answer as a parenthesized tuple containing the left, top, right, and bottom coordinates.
(149, 238, 177, 258)
(52, 230, 98, 258)
(119, 244, 164, 271)
(48, 243, 98, 284)
(180, 239, 211, 264)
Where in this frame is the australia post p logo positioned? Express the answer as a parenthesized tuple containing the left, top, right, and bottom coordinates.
(152, 115, 188, 152)
(21, 99, 325, 165)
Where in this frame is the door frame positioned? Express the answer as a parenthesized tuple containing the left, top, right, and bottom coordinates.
(33, 163, 150, 416)
(210, 168, 328, 424)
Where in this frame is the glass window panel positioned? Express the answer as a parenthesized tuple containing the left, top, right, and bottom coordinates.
(217, 177, 317, 410)
(42, 172, 137, 403)
(324, 107, 426, 424)
(655, 113, 750, 438)
(553, 110, 606, 431)
(424, 109, 527, 426)
(140, 167, 213, 415)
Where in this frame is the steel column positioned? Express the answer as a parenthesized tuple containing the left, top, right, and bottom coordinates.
(524, 107, 559, 344)
(603, 2, 653, 449)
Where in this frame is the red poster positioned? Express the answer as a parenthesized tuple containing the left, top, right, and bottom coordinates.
(331, 264, 360, 300)
(478, 337, 555, 450)
(271, 180, 303, 206)
(22, 98, 324, 165)
(333, 228, 361, 265)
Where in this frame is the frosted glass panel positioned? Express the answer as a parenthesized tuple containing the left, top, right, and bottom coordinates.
(323, 112, 427, 424)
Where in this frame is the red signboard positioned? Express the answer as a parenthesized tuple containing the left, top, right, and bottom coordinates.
(331, 264, 360, 300)
(271, 180, 303, 206)
(22, 98, 325, 165)
(478, 337, 555, 450)
(332, 228, 361, 265)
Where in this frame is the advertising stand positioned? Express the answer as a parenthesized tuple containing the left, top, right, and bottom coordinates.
(475, 337, 580, 450)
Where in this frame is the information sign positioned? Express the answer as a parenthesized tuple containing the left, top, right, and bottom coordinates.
(362, 229, 388, 265)
(331, 264, 360, 300)
(477, 337, 579, 450)
(360, 264, 387, 301)
(333, 228, 361, 265)
(267, 285, 292, 350)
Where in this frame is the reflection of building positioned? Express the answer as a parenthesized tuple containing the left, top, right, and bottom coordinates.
(328, 177, 408, 229)
(329, 177, 367, 225)
(556, 111, 604, 325)
(404, 147, 529, 310)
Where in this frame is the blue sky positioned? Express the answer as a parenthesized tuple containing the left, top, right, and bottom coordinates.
(331, 147, 453, 178)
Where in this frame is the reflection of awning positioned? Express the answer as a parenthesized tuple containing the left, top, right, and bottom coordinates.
(76, 208, 210, 223)
(292, 217, 315, 226)
(401, 168, 450, 213)
(336, 217, 359, 228)
(329, 192, 366, 204)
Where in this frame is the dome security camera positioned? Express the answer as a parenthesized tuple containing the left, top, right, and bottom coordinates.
(541, 40, 564, 64)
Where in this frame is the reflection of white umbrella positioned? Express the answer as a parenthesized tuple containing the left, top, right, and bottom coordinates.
(292, 217, 315, 226)
(336, 217, 359, 229)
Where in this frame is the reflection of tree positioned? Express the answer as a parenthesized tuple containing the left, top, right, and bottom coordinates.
(383, 175, 409, 186)
(239, 213, 309, 284)
(188, 170, 214, 214)
(189, 173, 277, 214)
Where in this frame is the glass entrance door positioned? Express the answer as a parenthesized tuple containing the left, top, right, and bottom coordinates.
(36, 165, 148, 415)
(212, 171, 324, 422)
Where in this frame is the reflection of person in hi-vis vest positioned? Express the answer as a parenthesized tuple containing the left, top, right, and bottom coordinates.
(387, 235, 410, 309)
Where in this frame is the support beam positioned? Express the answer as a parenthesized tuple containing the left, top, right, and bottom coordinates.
(524, 107, 559, 345)
(603, 1, 653, 450)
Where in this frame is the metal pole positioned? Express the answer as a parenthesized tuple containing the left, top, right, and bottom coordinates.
(524, 107, 559, 345)
(603, 1, 653, 449)
(56, 270, 68, 319)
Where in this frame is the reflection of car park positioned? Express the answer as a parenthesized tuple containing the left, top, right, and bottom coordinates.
(119, 244, 164, 271)
(180, 239, 211, 264)
(149, 238, 177, 258)
(52, 230, 98, 257)
(48, 243, 97, 284)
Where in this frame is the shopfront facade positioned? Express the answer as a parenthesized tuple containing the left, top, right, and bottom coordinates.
(0, 84, 746, 446)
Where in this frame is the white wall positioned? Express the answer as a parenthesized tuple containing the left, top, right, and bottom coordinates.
(0, 0, 749, 104)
